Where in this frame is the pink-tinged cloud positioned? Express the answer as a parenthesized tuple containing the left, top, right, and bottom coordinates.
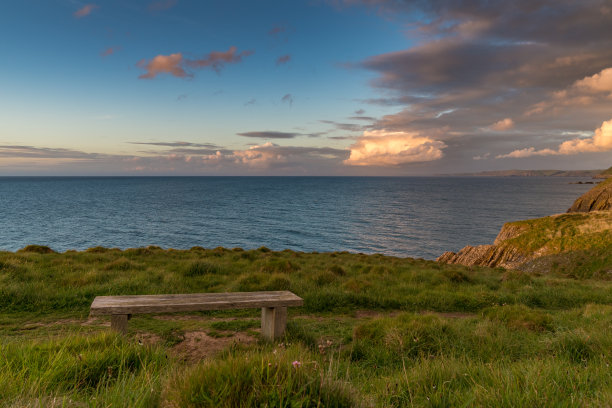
(137, 53, 188, 79)
(100, 47, 120, 57)
(497, 118, 612, 158)
(344, 130, 446, 166)
(185, 46, 253, 73)
(276, 55, 291, 66)
(74, 4, 98, 18)
(148, 0, 178, 12)
(574, 67, 612, 93)
(528, 67, 612, 115)
(489, 118, 514, 131)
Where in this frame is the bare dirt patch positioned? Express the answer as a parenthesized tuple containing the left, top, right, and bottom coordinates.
(354, 310, 402, 319)
(171, 331, 257, 363)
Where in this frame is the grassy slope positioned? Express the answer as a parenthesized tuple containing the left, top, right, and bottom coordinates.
(496, 210, 612, 277)
(2, 247, 612, 406)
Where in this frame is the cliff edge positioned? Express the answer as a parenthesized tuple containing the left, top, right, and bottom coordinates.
(438, 173, 612, 277)
(567, 171, 612, 213)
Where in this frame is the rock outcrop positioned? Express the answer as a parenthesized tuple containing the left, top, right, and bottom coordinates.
(567, 177, 612, 213)
(438, 173, 612, 274)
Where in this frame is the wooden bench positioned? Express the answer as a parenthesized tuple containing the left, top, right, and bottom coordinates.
(90, 290, 303, 340)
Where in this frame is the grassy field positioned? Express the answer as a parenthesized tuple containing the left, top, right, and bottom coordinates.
(2, 245, 612, 406)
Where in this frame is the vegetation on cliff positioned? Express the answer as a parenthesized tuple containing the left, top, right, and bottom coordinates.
(568, 176, 612, 212)
(439, 172, 612, 275)
(3, 247, 612, 406)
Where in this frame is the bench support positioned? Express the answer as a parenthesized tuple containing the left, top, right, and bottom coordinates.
(111, 314, 131, 334)
(261, 307, 287, 340)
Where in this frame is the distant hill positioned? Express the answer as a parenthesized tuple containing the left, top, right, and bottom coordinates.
(440, 169, 605, 177)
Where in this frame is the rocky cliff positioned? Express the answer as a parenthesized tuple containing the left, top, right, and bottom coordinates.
(567, 177, 612, 213)
(438, 175, 612, 276)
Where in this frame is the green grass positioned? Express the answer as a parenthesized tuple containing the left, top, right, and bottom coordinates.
(1, 246, 612, 406)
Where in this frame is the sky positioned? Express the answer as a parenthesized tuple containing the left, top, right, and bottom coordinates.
(0, 0, 611, 175)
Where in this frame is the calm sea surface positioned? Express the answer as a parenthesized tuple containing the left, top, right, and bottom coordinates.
(0, 177, 593, 259)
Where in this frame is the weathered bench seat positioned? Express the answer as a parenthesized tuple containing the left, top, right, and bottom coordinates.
(90, 290, 303, 340)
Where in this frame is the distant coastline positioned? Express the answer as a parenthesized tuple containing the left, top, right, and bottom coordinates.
(437, 169, 605, 178)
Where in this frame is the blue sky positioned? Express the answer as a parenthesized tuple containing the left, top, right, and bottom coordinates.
(1, 0, 611, 175)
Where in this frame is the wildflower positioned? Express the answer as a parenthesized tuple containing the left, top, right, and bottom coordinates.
(292, 360, 302, 368)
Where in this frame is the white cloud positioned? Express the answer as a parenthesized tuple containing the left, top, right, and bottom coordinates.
(489, 118, 514, 131)
(344, 129, 446, 166)
(497, 118, 612, 158)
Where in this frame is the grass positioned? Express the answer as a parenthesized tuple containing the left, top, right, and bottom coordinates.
(1, 246, 612, 406)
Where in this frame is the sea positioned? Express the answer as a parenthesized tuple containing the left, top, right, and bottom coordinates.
(0, 177, 594, 259)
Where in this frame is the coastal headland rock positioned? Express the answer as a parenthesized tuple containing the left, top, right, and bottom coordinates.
(438, 170, 612, 276)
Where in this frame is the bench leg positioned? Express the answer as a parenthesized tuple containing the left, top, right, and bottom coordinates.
(261, 307, 287, 341)
(110, 314, 130, 334)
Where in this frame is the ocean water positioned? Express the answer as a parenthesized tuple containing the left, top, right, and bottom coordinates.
(0, 177, 594, 259)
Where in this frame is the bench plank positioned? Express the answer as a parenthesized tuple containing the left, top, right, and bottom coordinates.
(90, 291, 303, 316)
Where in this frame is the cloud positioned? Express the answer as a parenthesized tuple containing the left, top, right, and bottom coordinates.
(497, 118, 612, 158)
(349, 116, 376, 121)
(137, 47, 253, 79)
(74, 4, 98, 18)
(237, 131, 300, 139)
(528, 67, 612, 115)
(339, 0, 612, 169)
(185, 46, 253, 73)
(100, 47, 120, 57)
(137, 53, 188, 79)
(355, 109, 365, 115)
(320, 120, 366, 132)
(0, 143, 348, 175)
(148, 0, 178, 12)
(489, 118, 515, 131)
(244, 98, 256, 106)
(281, 94, 293, 106)
(229, 142, 347, 169)
(344, 130, 447, 166)
(129, 141, 220, 149)
(276, 55, 291, 66)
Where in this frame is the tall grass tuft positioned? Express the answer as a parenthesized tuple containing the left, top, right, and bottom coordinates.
(162, 345, 362, 408)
